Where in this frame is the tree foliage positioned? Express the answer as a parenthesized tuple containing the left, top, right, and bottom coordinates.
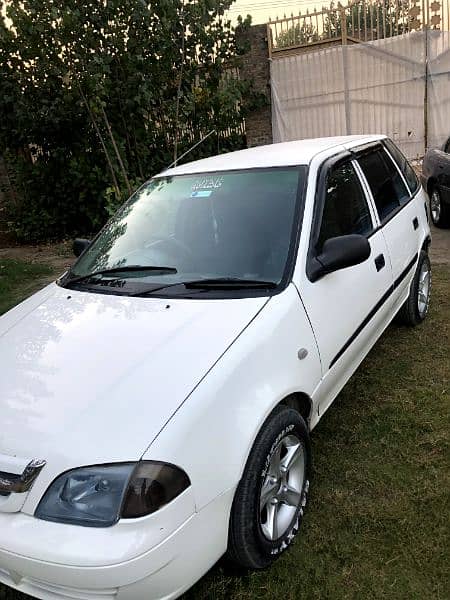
(325, 0, 410, 38)
(0, 0, 261, 241)
(276, 0, 411, 49)
(276, 22, 319, 48)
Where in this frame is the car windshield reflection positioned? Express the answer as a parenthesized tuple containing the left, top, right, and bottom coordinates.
(63, 167, 305, 297)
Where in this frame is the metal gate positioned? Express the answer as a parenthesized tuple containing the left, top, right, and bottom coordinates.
(269, 1, 450, 159)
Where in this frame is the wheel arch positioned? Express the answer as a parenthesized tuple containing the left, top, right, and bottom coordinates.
(279, 392, 313, 430)
(421, 235, 431, 254)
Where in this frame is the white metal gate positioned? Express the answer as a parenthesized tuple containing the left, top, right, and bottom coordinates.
(269, 2, 450, 160)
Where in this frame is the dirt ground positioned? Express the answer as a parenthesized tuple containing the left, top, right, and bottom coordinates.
(0, 241, 73, 275)
(429, 224, 450, 265)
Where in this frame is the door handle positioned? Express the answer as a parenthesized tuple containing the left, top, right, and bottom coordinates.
(413, 217, 419, 230)
(375, 254, 385, 271)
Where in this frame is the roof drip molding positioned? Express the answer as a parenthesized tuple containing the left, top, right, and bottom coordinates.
(159, 135, 385, 176)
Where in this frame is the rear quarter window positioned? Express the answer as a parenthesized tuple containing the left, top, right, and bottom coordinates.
(384, 139, 419, 195)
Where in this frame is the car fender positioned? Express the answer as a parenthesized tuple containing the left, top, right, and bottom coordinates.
(142, 283, 322, 511)
(415, 187, 432, 252)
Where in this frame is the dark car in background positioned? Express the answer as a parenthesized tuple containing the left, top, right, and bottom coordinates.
(422, 137, 450, 228)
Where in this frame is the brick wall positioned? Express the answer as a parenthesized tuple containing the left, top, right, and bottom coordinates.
(237, 24, 273, 148)
(236, 28, 357, 149)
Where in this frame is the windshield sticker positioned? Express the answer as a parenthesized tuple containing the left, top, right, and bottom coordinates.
(192, 176, 224, 192)
(191, 190, 213, 198)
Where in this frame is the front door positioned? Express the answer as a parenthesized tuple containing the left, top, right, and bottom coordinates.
(297, 155, 393, 415)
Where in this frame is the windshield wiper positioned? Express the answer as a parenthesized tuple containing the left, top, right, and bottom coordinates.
(132, 277, 278, 296)
(184, 277, 278, 289)
(64, 265, 178, 286)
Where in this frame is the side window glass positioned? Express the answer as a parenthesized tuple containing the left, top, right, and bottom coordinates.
(317, 161, 373, 252)
(444, 138, 450, 154)
(358, 149, 409, 221)
(384, 139, 419, 195)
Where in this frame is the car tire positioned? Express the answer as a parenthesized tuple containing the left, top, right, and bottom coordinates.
(429, 186, 450, 228)
(396, 250, 431, 326)
(227, 405, 311, 570)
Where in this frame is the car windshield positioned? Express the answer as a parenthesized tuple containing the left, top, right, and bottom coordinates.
(65, 167, 305, 296)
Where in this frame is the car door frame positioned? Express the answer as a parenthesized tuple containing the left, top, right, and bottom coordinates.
(305, 149, 380, 281)
(351, 141, 424, 313)
(294, 145, 394, 421)
(435, 138, 450, 204)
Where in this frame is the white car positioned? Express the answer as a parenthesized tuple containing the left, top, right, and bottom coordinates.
(0, 135, 431, 600)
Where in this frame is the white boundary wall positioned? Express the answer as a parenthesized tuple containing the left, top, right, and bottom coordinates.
(271, 31, 450, 159)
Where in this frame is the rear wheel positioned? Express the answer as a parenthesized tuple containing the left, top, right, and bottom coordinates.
(227, 406, 311, 570)
(396, 250, 431, 326)
(430, 187, 450, 228)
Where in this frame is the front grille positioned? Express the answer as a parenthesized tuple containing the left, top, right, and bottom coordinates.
(0, 459, 46, 497)
(0, 471, 20, 497)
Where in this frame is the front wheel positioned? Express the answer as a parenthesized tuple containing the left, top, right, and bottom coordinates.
(227, 406, 311, 570)
(396, 250, 431, 326)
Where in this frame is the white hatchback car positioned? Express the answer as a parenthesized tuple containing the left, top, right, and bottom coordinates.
(0, 135, 431, 600)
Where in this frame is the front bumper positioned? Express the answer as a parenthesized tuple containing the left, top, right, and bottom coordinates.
(0, 488, 234, 600)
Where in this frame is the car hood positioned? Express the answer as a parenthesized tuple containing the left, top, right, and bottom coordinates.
(0, 284, 268, 469)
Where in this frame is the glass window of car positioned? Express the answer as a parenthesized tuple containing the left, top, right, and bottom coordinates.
(444, 137, 450, 154)
(384, 139, 419, 195)
(316, 161, 373, 251)
(67, 167, 305, 294)
(358, 148, 409, 221)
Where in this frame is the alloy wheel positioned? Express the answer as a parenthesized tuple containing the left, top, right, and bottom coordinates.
(417, 260, 430, 317)
(430, 190, 441, 223)
(259, 434, 305, 541)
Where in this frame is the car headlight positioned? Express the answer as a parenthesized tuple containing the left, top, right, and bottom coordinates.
(35, 462, 190, 527)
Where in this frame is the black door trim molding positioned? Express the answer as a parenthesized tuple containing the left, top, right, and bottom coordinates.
(393, 253, 418, 289)
(329, 253, 418, 369)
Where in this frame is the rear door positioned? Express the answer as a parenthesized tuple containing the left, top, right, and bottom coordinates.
(355, 144, 421, 309)
(297, 152, 393, 416)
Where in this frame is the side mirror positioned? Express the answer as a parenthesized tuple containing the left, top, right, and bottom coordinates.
(309, 234, 371, 282)
(73, 238, 91, 258)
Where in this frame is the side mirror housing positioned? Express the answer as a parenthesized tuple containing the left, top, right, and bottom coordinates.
(309, 234, 371, 282)
(73, 238, 91, 258)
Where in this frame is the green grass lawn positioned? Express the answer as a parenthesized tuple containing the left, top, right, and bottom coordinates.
(0, 261, 449, 600)
(0, 259, 54, 316)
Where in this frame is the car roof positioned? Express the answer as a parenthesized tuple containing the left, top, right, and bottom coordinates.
(158, 135, 386, 177)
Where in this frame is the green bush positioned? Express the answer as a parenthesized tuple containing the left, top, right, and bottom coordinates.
(0, 1, 262, 242)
